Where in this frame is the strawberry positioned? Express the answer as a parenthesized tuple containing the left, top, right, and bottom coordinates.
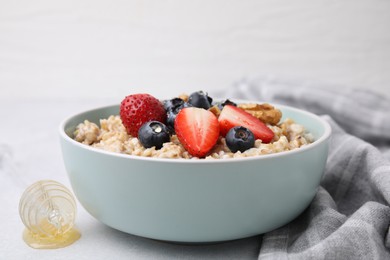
(218, 105, 274, 143)
(174, 107, 220, 157)
(120, 94, 166, 137)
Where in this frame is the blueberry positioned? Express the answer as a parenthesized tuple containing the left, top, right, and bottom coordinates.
(138, 121, 170, 149)
(188, 91, 213, 109)
(166, 102, 192, 130)
(215, 99, 237, 110)
(226, 126, 255, 153)
(163, 98, 184, 111)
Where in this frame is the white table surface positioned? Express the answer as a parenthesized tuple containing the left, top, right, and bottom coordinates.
(0, 98, 261, 260)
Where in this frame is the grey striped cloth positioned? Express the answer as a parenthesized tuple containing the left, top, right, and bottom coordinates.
(213, 78, 390, 259)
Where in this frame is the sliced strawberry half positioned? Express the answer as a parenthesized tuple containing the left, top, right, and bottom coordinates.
(174, 107, 220, 157)
(218, 105, 274, 143)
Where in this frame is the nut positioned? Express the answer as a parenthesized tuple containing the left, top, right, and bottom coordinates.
(238, 103, 282, 125)
(208, 105, 221, 117)
(178, 93, 189, 102)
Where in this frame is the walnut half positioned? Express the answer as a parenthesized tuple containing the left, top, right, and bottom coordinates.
(238, 103, 282, 125)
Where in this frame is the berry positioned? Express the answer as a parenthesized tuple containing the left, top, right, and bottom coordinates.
(163, 98, 192, 130)
(138, 121, 170, 149)
(120, 94, 166, 137)
(163, 98, 185, 111)
(174, 107, 220, 157)
(188, 91, 213, 109)
(218, 105, 274, 143)
(226, 126, 255, 153)
(214, 99, 237, 110)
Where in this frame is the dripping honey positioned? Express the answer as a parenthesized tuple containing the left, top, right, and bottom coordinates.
(22, 218, 80, 249)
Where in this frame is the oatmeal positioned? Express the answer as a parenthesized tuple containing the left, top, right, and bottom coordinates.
(73, 92, 314, 159)
(74, 115, 313, 160)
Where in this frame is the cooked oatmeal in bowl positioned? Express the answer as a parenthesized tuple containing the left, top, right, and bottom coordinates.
(74, 115, 313, 159)
(73, 91, 314, 159)
(59, 91, 331, 243)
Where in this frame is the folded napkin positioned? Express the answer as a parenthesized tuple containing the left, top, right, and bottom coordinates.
(214, 78, 390, 259)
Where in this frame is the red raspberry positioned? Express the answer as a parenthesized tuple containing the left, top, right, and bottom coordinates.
(120, 94, 166, 137)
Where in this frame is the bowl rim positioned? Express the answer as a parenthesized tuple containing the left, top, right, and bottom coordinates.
(59, 101, 332, 164)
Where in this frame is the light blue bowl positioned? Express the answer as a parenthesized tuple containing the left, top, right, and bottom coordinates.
(59, 102, 331, 243)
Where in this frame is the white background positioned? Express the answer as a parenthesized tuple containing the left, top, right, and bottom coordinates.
(1, 0, 390, 99)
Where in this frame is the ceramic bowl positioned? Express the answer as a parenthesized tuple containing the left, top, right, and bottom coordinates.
(59, 102, 331, 243)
